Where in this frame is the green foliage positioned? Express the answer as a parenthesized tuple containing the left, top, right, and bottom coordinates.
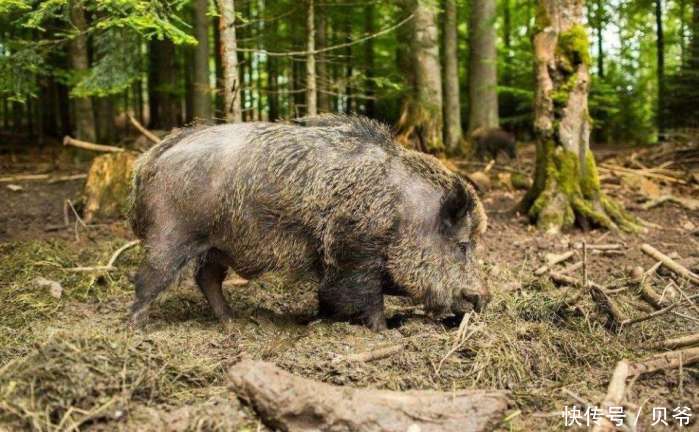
(0, 44, 44, 101)
(72, 29, 141, 97)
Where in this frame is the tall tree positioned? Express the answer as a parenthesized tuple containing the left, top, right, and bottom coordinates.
(442, 0, 462, 154)
(193, 0, 212, 120)
(397, 0, 444, 154)
(218, 0, 242, 122)
(521, 0, 639, 233)
(148, 39, 179, 129)
(316, 5, 330, 113)
(306, 0, 317, 116)
(655, 0, 665, 136)
(68, 0, 96, 141)
(364, 3, 376, 117)
(468, 0, 499, 133)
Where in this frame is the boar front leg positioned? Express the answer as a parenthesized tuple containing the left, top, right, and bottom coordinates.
(318, 262, 387, 332)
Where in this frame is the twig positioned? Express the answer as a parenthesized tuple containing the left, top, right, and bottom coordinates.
(573, 243, 622, 251)
(629, 347, 699, 376)
(621, 294, 699, 327)
(590, 285, 627, 330)
(591, 360, 630, 432)
(106, 240, 140, 268)
(582, 242, 588, 289)
(534, 251, 575, 276)
(652, 333, 699, 350)
(640, 244, 699, 285)
(127, 114, 161, 144)
(334, 344, 404, 363)
(0, 174, 49, 183)
(63, 136, 125, 153)
(560, 261, 583, 275)
(436, 312, 474, 374)
(48, 174, 88, 183)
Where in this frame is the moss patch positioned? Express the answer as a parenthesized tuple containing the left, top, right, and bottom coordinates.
(557, 24, 591, 71)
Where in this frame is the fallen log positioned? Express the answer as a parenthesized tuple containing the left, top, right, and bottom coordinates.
(63, 136, 126, 153)
(228, 360, 509, 432)
(640, 244, 699, 285)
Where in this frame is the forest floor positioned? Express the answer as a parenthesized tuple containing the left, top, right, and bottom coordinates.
(0, 142, 697, 431)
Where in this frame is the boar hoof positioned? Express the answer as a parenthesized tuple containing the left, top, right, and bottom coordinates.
(127, 306, 150, 330)
(365, 313, 388, 332)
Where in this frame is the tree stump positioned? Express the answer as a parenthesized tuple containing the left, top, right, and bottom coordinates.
(83, 152, 136, 223)
(228, 360, 510, 432)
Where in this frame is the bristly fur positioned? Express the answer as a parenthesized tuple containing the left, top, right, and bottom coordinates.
(128, 115, 488, 330)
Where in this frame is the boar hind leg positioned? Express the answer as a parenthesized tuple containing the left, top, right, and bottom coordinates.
(195, 250, 234, 322)
(318, 265, 387, 332)
(130, 233, 206, 326)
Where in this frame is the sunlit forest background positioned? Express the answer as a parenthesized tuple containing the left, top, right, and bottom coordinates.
(0, 0, 697, 149)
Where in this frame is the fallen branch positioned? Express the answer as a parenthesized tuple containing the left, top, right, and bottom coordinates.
(590, 285, 627, 331)
(641, 194, 699, 211)
(599, 164, 686, 184)
(334, 344, 404, 364)
(573, 243, 622, 251)
(534, 251, 575, 276)
(629, 347, 699, 376)
(640, 244, 699, 285)
(127, 114, 161, 144)
(630, 264, 667, 309)
(653, 333, 699, 350)
(63, 136, 125, 153)
(0, 173, 87, 183)
(228, 360, 509, 432)
(560, 261, 583, 275)
(591, 360, 629, 432)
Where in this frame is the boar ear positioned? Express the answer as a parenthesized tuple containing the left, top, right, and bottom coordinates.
(440, 181, 474, 227)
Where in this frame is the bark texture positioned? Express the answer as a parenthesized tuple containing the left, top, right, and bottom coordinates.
(148, 39, 179, 129)
(228, 360, 510, 432)
(397, 0, 444, 154)
(68, 0, 96, 142)
(306, 0, 317, 116)
(218, 0, 242, 122)
(522, 0, 640, 233)
(316, 7, 330, 113)
(468, 0, 499, 133)
(443, 0, 462, 154)
(193, 0, 212, 121)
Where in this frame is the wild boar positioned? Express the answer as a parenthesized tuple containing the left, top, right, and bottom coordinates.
(128, 115, 488, 331)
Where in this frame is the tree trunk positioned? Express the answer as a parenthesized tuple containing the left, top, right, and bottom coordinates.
(193, 0, 212, 121)
(68, 0, 96, 142)
(468, 0, 499, 134)
(521, 0, 640, 234)
(218, 0, 242, 122)
(148, 39, 179, 129)
(344, 12, 353, 114)
(306, 0, 317, 116)
(503, 0, 512, 85)
(655, 0, 665, 137)
(443, 0, 462, 154)
(364, 3, 376, 117)
(316, 6, 330, 114)
(594, 0, 604, 78)
(397, 0, 444, 154)
(95, 96, 115, 144)
(213, 15, 224, 121)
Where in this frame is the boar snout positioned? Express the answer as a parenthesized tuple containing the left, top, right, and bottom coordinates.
(452, 283, 490, 314)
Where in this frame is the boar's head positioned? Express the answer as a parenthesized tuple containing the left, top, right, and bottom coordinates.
(385, 156, 489, 316)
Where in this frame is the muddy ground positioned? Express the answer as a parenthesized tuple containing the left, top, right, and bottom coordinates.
(0, 145, 697, 431)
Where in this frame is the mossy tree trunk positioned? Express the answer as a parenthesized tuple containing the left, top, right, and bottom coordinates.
(521, 0, 640, 234)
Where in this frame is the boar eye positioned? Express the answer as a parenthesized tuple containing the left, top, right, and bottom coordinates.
(458, 241, 471, 254)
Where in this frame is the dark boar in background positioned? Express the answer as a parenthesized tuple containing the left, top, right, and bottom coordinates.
(129, 115, 488, 331)
(471, 127, 517, 160)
